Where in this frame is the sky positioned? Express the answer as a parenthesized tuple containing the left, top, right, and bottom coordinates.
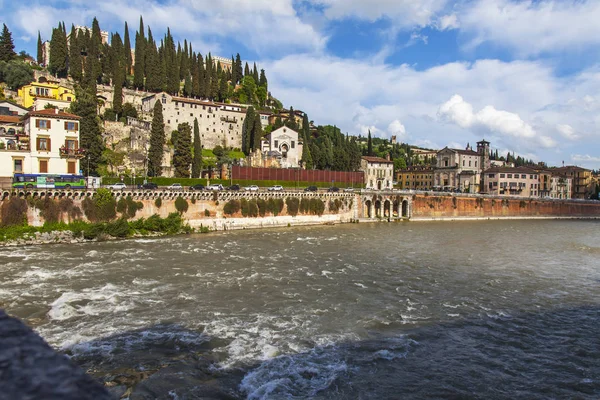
(2, 0, 600, 169)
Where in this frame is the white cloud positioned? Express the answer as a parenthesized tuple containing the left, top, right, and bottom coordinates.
(438, 95, 556, 148)
(438, 13, 459, 30)
(458, 0, 600, 56)
(388, 120, 407, 138)
(557, 124, 579, 140)
(14, 0, 325, 55)
(309, 0, 449, 27)
(571, 154, 600, 163)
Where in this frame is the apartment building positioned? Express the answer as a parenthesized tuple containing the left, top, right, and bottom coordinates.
(553, 166, 593, 199)
(361, 155, 394, 190)
(483, 167, 540, 197)
(396, 166, 434, 190)
(17, 77, 75, 109)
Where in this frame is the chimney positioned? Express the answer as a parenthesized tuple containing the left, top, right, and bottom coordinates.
(386, 153, 390, 161)
(54, 108, 58, 114)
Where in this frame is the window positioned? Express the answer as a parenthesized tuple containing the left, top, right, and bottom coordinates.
(37, 137, 51, 151)
(500, 174, 505, 178)
(274, 140, 278, 147)
(475, 161, 477, 167)
(190, 113, 193, 117)
(67, 96, 72, 101)
(488, 174, 495, 178)
(463, 160, 465, 166)
(14, 159, 23, 173)
(175, 101, 178, 106)
(39, 159, 48, 173)
(291, 141, 295, 148)
(36, 119, 51, 129)
(161, 97, 166, 104)
(65, 139, 77, 150)
(64, 121, 78, 131)
(521, 174, 526, 179)
(530, 175, 534, 179)
(469, 160, 472, 167)
(507, 174, 513, 178)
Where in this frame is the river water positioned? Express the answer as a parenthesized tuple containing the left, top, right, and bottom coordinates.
(1, 220, 600, 399)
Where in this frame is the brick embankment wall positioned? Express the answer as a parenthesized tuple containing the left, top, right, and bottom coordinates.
(411, 195, 600, 219)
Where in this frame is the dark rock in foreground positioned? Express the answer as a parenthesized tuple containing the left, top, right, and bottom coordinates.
(0, 309, 113, 400)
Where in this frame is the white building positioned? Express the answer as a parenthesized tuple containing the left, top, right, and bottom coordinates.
(549, 175, 572, 199)
(434, 140, 489, 193)
(360, 156, 394, 190)
(260, 126, 303, 168)
(142, 92, 246, 150)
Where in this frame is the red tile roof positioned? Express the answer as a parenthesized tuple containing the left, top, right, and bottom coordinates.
(0, 115, 21, 124)
(25, 109, 80, 120)
(362, 156, 394, 164)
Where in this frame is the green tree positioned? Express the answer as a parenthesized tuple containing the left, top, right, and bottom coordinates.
(148, 100, 165, 176)
(174, 122, 192, 178)
(191, 118, 202, 178)
(71, 84, 104, 175)
(49, 25, 68, 77)
(301, 113, 313, 169)
(367, 130, 373, 156)
(259, 68, 267, 90)
(234, 53, 243, 84)
(133, 16, 145, 89)
(37, 31, 43, 65)
(242, 106, 255, 155)
(90, 18, 103, 83)
(0, 60, 34, 90)
(123, 22, 132, 77)
(252, 115, 263, 151)
(0, 24, 16, 62)
(68, 25, 82, 81)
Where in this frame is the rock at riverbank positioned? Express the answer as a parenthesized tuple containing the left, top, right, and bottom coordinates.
(0, 309, 113, 400)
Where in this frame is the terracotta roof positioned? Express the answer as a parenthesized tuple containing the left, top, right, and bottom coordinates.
(397, 166, 434, 172)
(485, 166, 538, 174)
(0, 115, 21, 124)
(362, 156, 393, 164)
(437, 147, 479, 156)
(554, 165, 590, 172)
(25, 109, 80, 120)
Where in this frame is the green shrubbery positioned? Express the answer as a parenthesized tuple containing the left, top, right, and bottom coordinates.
(0, 197, 28, 227)
(223, 199, 241, 215)
(174, 196, 189, 214)
(285, 197, 300, 216)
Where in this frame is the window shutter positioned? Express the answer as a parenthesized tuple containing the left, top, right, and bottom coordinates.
(64, 121, 68, 130)
(75, 140, 78, 149)
(36, 137, 40, 150)
(47, 120, 51, 129)
(47, 138, 51, 152)
(75, 122, 79, 130)
(35, 119, 39, 128)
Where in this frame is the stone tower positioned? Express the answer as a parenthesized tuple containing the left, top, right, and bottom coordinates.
(477, 139, 490, 171)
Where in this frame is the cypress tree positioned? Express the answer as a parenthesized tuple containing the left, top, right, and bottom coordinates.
(242, 106, 255, 155)
(174, 122, 192, 178)
(179, 40, 188, 81)
(49, 25, 68, 77)
(191, 118, 202, 178)
(202, 54, 211, 98)
(71, 82, 104, 175)
(37, 31, 43, 65)
(259, 69, 267, 90)
(68, 25, 82, 81)
(183, 74, 192, 97)
(123, 21, 132, 77)
(218, 72, 228, 102)
(251, 116, 263, 152)
(191, 53, 200, 97)
(148, 101, 165, 176)
(244, 62, 250, 77)
(90, 18, 103, 82)
(367, 130, 373, 156)
(234, 53, 243, 84)
(301, 113, 313, 169)
(252, 62, 259, 84)
(133, 16, 145, 89)
(210, 63, 219, 100)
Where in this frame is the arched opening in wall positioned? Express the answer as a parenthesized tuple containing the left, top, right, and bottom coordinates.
(377, 180, 382, 190)
(383, 200, 391, 218)
(280, 143, 289, 158)
(375, 200, 382, 218)
(402, 200, 408, 218)
(393, 199, 400, 218)
(364, 199, 372, 218)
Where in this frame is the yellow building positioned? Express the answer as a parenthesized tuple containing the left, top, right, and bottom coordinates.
(396, 166, 434, 190)
(18, 77, 75, 109)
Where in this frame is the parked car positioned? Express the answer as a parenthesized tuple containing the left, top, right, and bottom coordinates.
(245, 185, 259, 192)
(206, 184, 224, 191)
(189, 184, 205, 191)
(328, 187, 340, 193)
(268, 185, 284, 191)
(228, 184, 241, 191)
(304, 186, 318, 192)
(167, 183, 183, 191)
(108, 182, 127, 190)
(138, 182, 158, 190)
(343, 187, 355, 192)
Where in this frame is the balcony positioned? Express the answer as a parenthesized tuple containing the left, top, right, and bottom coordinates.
(60, 146, 86, 159)
(221, 116, 238, 123)
(29, 90, 55, 100)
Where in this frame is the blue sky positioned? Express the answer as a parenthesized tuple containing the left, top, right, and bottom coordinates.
(2, 0, 600, 169)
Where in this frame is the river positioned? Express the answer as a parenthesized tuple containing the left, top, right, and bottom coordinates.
(1, 220, 600, 399)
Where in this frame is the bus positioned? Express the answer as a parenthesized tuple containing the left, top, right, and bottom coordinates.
(12, 174, 87, 189)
